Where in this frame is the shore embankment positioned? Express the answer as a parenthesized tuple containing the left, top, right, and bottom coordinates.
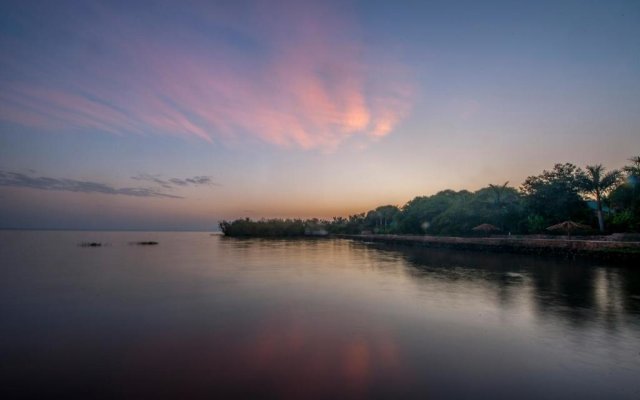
(337, 234, 640, 261)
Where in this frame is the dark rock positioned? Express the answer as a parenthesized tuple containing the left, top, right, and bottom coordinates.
(79, 242, 102, 247)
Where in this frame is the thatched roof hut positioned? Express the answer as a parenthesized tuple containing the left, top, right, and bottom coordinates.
(546, 221, 591, 236)
(472, 223, 500, 236)
(472, 223, 500, 232)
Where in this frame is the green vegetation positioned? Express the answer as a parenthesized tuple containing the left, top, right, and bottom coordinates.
(220, 156, 640, 237)
(220, 218, 307, 237)
(578, 165, 622, 232)
(219, 218, 330, 237)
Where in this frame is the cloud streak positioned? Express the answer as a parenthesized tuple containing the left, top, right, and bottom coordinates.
(0, 1, 413, 149)
(131, 174, 220, 188)
(0, 171, 182, 199)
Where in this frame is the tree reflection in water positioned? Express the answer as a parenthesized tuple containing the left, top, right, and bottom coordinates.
(368, 242, 640, 329)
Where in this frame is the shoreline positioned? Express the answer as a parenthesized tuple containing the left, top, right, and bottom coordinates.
(337, 234, 640, 261)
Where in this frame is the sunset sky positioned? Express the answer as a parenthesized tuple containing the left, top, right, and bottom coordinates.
(1, 0, 639, 230)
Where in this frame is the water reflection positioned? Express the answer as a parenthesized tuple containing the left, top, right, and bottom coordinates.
(120, 311, 409, 399)
(368, 242, 640, 327)
(1, 232, 639, 399)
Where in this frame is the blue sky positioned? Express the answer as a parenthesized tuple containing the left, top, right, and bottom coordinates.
(1, 0, 639, 230)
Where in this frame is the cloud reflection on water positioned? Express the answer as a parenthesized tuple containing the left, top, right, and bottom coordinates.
(121, 311, 409, 399)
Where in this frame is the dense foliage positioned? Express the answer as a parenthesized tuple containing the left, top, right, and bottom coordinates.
(219, 218, 328, 237)
(220, 218, 306, 237)
(220, 157, 640, 236)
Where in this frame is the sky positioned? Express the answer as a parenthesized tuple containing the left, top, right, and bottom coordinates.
(1, 0, 639, 230)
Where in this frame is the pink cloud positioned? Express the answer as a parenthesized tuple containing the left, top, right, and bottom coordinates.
(0, 1, 413, 150)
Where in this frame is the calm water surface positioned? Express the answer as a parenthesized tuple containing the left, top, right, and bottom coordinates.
(1, 231, 640, 399)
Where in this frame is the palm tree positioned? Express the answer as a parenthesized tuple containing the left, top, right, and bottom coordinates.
(488, 181, 510, 208)
(488, 181, 516, 231)
(623, 156, 640, 178)
(580, 165, 622, 232)
(622, 156, 640, 213)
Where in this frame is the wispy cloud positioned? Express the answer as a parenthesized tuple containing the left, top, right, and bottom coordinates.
(0, 1, 413, 150)
(0, 170, 182, 199)
(131, 174, 220, 188)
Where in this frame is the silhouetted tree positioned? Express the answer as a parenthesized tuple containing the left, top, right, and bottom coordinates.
(365, 205, 400, 233)
(397, 190, 469, 234)
(610, 156, 640, 231)
(488, 181, 510, 208)
(481, 182, 523, 231)
(222, 157, 640, 237)
(623, 156, 640, 178)
(578, 165, 622, 232)
(520, 163, 590, 231)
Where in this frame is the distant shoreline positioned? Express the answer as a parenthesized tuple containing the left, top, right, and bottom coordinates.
(338, 234, 640, 261)
(0, 228, 217, 233)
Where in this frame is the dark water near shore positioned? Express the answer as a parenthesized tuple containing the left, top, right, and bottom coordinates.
(1, 231, 639, 399)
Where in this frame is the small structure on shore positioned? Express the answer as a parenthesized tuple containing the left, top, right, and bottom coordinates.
(472, 223, 500, 236)
(546, 221, 591, 237)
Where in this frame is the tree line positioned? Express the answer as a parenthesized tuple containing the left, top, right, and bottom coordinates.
(220, 156, 640, 237)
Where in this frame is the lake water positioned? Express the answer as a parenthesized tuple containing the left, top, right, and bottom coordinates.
(1, 231, 639, 399)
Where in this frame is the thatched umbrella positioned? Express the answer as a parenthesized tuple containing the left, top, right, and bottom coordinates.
(546, 221, 591, 237)
(472, 223, 500, 236)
